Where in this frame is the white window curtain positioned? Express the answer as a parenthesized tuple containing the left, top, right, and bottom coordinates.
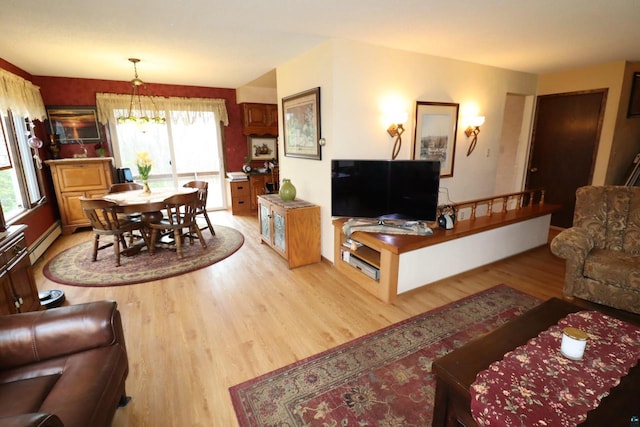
(0, 69, 46, 120)
(95, 93, 229, 126)
(96, 92, 228, 210)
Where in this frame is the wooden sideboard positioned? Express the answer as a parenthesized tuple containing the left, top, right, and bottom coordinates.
(258, 194, 321, 268)
(226, 180, 252, 215)
(0, 225, 42, 314)
(227, 169, 280, 214)
(46, 158, 114, 234)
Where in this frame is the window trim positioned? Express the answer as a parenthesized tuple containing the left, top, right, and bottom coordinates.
(0, 112, 47, 223)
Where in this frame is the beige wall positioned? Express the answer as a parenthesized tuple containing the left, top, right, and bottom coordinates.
(235, 86, 277, 104)
(277, 39, 538, 261)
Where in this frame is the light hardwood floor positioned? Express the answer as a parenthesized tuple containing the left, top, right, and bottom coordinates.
(32, 211, 566, 426)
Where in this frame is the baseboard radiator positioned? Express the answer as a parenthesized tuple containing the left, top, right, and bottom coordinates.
(29, 221, 62, 265)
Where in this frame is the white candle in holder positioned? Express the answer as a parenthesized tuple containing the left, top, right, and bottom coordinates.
(561, 327, 588, 360)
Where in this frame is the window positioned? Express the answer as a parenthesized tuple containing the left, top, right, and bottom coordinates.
(109, 100, 230, 209)
(0, 113, 44, 221)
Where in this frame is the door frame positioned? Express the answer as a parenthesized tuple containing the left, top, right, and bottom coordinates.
(524, 89, 608, 227)
(525, 89, 607, 190)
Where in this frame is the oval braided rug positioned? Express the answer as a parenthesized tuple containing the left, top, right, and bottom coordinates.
(44, 225, 244, 287)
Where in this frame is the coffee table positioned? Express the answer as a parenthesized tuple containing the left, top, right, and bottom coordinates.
(432, 297, 640, 426)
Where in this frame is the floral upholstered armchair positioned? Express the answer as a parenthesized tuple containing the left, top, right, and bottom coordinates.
(550, 186, 640, 314)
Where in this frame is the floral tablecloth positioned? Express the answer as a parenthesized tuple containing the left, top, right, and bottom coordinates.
(470, 311, 640, 427)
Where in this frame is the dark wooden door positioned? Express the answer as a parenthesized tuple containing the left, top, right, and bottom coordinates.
(526, 90, 607, 228)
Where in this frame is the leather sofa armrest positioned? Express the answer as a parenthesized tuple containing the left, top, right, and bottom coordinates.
(550, 227, 594, 264)
(0, 300, 125, 370)
(0, 413, 63, 427)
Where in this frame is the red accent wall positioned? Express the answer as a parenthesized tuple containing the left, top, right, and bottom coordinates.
(33, 76, 247, 170)
(1, 57, 249, 246)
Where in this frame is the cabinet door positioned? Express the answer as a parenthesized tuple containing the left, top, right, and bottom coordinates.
(241, 103, 278, 136)
(0, 272, 17, 315)
(58, 162, 110, 191)
(265, 104, 278, 128)
(61, 191, 90, 226)
(259, 203, 271, 241)
(272, 207, 287, 255)
(9, 255, 41, 312)
(250, 175, 266, 210)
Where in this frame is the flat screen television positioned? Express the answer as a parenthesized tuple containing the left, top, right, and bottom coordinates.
(331, 160, 441, 222)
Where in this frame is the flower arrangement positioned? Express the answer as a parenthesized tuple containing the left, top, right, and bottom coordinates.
(136, 151, 153, 193)
(136, 151, 153, 181)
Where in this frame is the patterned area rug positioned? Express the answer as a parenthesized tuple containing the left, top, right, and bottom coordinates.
(229, 285, 541, 427)
(43, 225, 244, 287)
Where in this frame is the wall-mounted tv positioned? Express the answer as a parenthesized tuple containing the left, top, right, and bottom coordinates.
(331, 160, 441, 222)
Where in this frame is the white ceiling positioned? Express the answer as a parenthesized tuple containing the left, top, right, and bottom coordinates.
(2, 0, 639, 89)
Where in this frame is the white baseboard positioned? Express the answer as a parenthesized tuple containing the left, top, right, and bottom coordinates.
(29, 221, 62, 265)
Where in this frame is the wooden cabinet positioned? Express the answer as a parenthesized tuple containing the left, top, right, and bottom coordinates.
(333, 220, 397, 303)
(250, 174, 268, 210)
(226, 180, 252, 214)
(258, 194, 321, 268)
(241, 103, 278, 136)
(249, 169, 279, 210)
(227, 169, 280, 214)
(0, 225, 42, 315)
(46, 158, 114, 234)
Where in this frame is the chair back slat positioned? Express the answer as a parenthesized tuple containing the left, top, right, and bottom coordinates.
(183, 181, 208, 211)
(108, 183, 143, 193)
(80, 198, 123, 231)
(163, 192, 199, 225)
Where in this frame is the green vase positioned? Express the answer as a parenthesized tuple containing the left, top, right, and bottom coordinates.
(279, 178, 296, 201)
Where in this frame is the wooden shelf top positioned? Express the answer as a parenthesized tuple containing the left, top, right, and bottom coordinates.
(44, 157, 114, 165)
(333, 203, 561, 255)
(258, 194, 316, 209)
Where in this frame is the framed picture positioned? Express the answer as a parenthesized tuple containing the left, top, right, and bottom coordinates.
(248, 136, 277, 161)
(282, 87, 321, 160)
(46, 106, 102, 143)
(627, 72, 640, 118)
(412, 101, 459, 178)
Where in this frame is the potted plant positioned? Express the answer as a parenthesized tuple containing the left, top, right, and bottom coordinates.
(95, 142, 106, 157)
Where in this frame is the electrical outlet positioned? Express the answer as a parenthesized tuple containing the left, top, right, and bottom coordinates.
(459, 211, 466, 220)
(486, 148, 491, 157)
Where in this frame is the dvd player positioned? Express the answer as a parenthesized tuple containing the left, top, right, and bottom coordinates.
(341, 249, 380, 281)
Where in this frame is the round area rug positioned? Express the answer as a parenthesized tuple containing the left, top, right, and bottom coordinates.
(44, 225, 244, 287)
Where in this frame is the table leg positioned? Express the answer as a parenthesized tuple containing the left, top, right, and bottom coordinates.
(432, 378, 449, 427)
(122, 211, 163, 256)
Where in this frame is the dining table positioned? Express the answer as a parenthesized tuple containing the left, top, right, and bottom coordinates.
(102, 186, 198, 255)
(104, 186, 196, 219)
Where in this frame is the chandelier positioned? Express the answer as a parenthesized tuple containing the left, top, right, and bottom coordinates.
(117, 58, 166, 124)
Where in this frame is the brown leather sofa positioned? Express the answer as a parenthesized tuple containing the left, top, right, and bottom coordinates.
(0, 301, 129, 426)
(551, 185, 640, 314)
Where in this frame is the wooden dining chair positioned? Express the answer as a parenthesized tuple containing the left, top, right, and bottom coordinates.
(108, 182, 143, 193)
(183, 180, 215, 236)
(108, 182, 144, 236)
(147, 191, 207, 258)
(80, 197, 147, 267)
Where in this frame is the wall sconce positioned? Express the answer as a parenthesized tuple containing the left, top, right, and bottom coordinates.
(388, 123, 405, 160)
(464, 116, 485, 156)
